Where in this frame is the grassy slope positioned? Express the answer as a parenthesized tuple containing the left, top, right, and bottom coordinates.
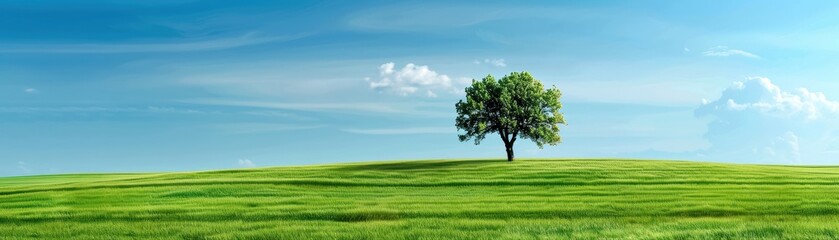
(1, 159, 839, 239)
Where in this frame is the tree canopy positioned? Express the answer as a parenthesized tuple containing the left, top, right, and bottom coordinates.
(455, 72, 565, 161)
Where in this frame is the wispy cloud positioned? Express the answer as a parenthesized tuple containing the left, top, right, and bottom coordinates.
(343, 127, 454, 135)
(241, 110, 317, 121)
(17, 161, 31, 174)
(189, 99, 402, 113)
(24, 88, 38, 94)
(701, 46, 760, 59)
(0, 33, 304, 54)
(0, 106, 208, 114)
(347, 5, 585, 31)
(474, 58, 506, 67)
(213, 123, 324, 134)
(237, 159, 256, 168)
(186, 99, 451, 116)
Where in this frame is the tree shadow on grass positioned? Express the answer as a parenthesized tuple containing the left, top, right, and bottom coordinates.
(337, 160, 500, 171)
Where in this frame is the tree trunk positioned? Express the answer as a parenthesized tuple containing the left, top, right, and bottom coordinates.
(505, 144, 514, 161)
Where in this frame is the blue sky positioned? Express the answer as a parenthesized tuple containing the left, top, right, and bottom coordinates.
(3, 0, 839, 176)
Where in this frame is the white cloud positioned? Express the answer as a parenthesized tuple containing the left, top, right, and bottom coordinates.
(474, 58, 506, 67)
(697, 77, 839, 120)
(237, 159, 255, 168)
(701, 46, 760, 59)
(696, 77, 838, 164)
(486, 58, 506, 67)
(342, 127, 454, 135)
(24, 88, 38, 94)
(368, 62, 467, 97)
(17, 161, 31, 174)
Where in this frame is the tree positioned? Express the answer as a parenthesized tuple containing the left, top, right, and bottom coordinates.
(455, 72, 565, 161)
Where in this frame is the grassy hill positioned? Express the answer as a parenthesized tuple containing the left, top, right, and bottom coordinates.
(2, 159, 839, 239)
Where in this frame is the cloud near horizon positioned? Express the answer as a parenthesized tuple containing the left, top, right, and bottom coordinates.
(17, 161, 33, 174)
(237, 159, 255, 168)
(695, 77, 839, 163)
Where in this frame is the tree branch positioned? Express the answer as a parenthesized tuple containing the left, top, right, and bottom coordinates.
(499, 128, 510, 146)
(510, 130, 518, 145)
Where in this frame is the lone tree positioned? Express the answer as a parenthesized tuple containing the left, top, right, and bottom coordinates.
(455, 72, 565, 161)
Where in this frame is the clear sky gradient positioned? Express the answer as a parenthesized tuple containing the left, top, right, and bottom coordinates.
(3, 0, 839, 176)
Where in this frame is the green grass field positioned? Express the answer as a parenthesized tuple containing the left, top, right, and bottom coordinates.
(2, 159, 839, 239)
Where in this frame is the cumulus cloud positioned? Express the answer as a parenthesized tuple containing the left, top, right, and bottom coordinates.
(367, 62, 468, 97)
(702, 46, 760, 59)
(474, 58, 506, 67)
(697, 77, 838, 120)
(237, 159, 255, 168)
(696, 77, 838, 164)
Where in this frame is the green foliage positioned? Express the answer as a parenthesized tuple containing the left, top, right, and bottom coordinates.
(456, 72, 565, 160)
(2, 159, 839, 239)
